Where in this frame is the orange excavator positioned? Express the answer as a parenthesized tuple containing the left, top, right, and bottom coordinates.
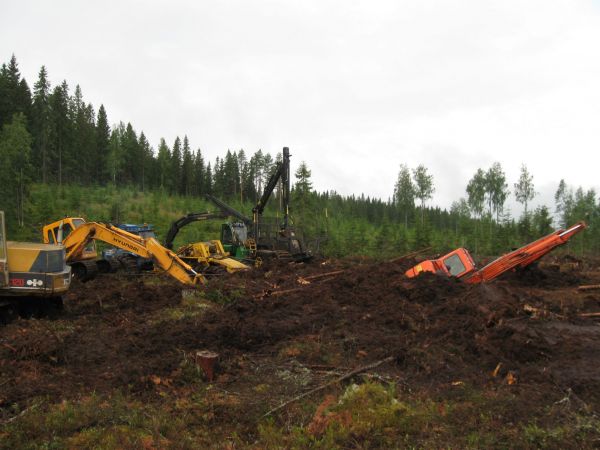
(405, 222, 586, 283)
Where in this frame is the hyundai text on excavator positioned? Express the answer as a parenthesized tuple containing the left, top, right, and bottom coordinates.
(1, 211, 71, 320)
(405, 222, 586, 283)
(43, 218, 205, 286)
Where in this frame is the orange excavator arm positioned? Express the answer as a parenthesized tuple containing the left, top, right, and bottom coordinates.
(62, 221, 205, 286)
(464, 222, 586, 284)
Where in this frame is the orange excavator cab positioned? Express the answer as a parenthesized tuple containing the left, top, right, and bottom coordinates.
(405, 248, 476, 279)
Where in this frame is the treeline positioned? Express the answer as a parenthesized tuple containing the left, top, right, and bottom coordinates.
(0, 56, 281, 199)
(0, 54, 597, 257)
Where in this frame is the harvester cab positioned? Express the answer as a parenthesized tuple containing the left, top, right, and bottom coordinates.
(220, 222, 252, 259)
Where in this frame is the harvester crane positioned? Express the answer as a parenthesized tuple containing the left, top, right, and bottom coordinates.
(252, 146, 291, 239)
(204, 195, 252, 225)
(205, 147, 311, 261)
(164, 211, 229, 250)
(406, 222, 586, 283)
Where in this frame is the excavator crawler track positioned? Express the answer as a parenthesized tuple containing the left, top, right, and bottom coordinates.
(71, 260, 99, 282)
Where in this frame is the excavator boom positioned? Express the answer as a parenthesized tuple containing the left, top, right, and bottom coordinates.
(406, 221, 586, 283)
(51, 220, 204, 286)
(464, 221, 586, 283)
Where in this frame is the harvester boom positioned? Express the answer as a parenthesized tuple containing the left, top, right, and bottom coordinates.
(164, 211, 228, 250)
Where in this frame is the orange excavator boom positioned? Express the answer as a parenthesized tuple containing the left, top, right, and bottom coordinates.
(464, 221, 586, 283)
(405, 221, 586, 283)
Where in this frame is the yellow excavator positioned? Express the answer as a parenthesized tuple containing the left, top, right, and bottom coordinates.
(1, 211, 71, 320)
(43, 218, 205, 286)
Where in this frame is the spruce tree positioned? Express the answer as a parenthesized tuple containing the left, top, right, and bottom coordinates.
(193, 148, 205, 196)
(95, 105, 111, 183)
(156, 138, 171, 191)
(48, 81, 72, 185)
(0, 113, 33, 228)
(32, 66, 51, 183)
(171, 137, 182, 194)
(181, 136, 194, 196)
(138, 132, 152, 191)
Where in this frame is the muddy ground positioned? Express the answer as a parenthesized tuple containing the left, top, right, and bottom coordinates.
(2, 254, 600, 447)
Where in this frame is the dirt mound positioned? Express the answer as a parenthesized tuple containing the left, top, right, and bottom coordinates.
(2, 255, 600, 414)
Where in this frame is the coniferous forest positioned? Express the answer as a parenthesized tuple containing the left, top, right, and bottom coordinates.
(0, 54, 598, 257)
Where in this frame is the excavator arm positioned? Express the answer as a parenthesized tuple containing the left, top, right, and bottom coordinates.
(406, 222, 587, 284)
(464, 222, 586, 283)
(62, 222, 205, 286)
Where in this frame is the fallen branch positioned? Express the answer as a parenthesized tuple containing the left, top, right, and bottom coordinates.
(578, 284, 600, 291)
(579, 312, 600, 318)
(263, 356, 396, 418)
(299, 270, 345, 282)
(2, 402, 41, 425)
(254, 287, 304, 299)
(2, 342, 17, 353)
(523, 304, 565, 319)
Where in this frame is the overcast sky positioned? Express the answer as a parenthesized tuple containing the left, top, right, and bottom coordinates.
(2, 0, 599, 214)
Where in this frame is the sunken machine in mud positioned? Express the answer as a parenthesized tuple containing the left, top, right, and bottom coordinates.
(0, 211, 71, 320)
(406, 222, 586, 282)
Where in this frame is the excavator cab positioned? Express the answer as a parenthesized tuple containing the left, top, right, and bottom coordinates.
(405, 248, 476, 279)
(44, 218, 97, 261)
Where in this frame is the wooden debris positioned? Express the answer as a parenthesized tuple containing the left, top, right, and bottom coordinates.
(297, 270, 345, 284)
(254, 287, 304, 299)
(492, 362, 502, 377)
(578, 284, 600, 291)
(263, 356, 396, 417)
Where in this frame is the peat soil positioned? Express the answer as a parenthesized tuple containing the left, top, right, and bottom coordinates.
(2, 254, 600, 434)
